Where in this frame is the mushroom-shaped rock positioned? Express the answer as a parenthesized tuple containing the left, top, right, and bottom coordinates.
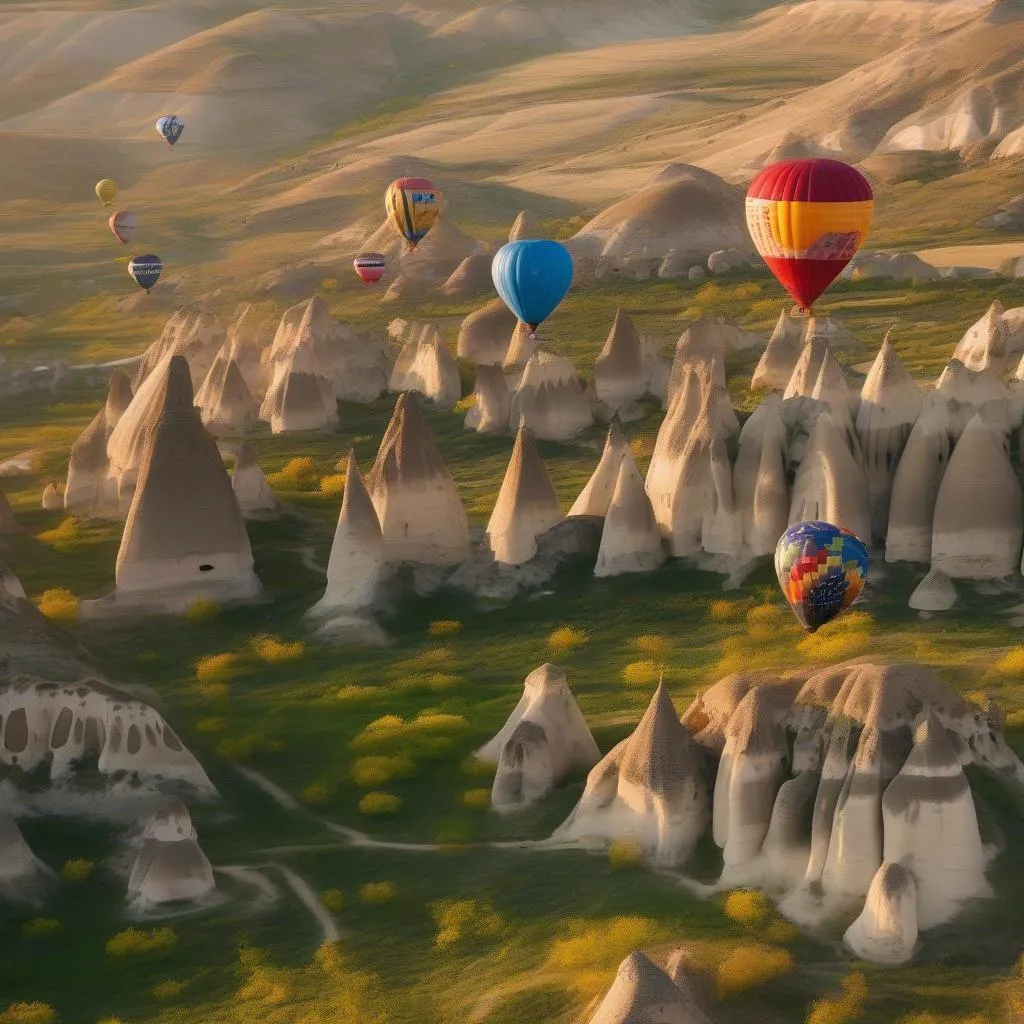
(464, 364, 511, 434)
(752, 309, 805, 390)
(231, 443, 279, 515)
(930, 415, 1023, 578)
(595, 309, 647, 412)
(843, 861, 918, 965)
(553, 682, 710, 867)
(111, 356, 260, 610)
(406, 327, 461, 408)
(41, 482, 63, 510)
(485, 426, 563, 565)
(909, 569, 957, 611)
(457, 298, 518, 366)
(367, 392, 470, 566)
(478, 663, 600, 812)
(595, 451, 665, 577)
(588, 951, 713, 1024)
(127, 798, 215, 906)
(885, 394, 957, 563)
(511, 351, 593, 441)
(856, 334, 922, 543)
(509, 209, 541, 241)
(881, 712, 991, 929)
(733, 393, 789, 556)
(307, 450, 384, 617)
(195, 357, 257, 434)
(789, 411, 871, 544)
(570, 422, 629, 518)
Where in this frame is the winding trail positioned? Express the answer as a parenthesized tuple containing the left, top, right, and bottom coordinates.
(276, 863, 340, 942)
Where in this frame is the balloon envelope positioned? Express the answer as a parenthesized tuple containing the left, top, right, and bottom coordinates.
(95, 179, 118, 205)
(128, 254, 162, 292)
(156, 115, 184, 145)
(353, 252, 386, 285)
(775, 520, 868, 633)
(108, 210, 137, 245)
(384, 177, 440, 247)
(491, 240, 573, 332)
(746, 159, 872, 311)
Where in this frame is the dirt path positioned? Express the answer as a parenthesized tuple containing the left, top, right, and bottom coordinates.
(915, 241, 1023, 270)
(275, 863, 340, 942)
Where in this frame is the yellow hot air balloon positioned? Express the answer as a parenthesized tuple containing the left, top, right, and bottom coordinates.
(95, 179, 118, 206)
(384, 177, 440, 249)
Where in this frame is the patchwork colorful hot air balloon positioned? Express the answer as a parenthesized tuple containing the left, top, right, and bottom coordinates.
(385, 177, 440, 249)
(774, 520, 869, 633)
(746, 159, 873, 312)
(128, 254, 162, 292)
(108, 210, 137, 245)
(491, 239, 573, 337)
(95, 179, 118, 206)
(353, 252, 386, 285)
(156, 115, 184, 146)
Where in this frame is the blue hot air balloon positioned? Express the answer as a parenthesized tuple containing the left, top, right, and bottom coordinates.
(128, 254, 162, 292)
(156, 115, 184, 146)
(491, 240, 573, 337)
(774, 520, 869, 633)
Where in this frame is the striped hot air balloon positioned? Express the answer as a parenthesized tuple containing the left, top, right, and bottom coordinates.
(128, 254, 162, 293)
(746, 159, 873, 313)
(385, 177, 440, 249)
(353, 252, 386, 285)
(774, 520, 869, 633)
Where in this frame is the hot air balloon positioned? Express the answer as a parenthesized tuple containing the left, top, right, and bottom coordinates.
(746, 159, 873, 313)
(774, 520, 869, 633)
(128, 254, 162, 293)
(384, 177, 440, 249)
(156, 115, 184, 146)
(95, 179, 118, 206)
(491, 239, 573, 337)
(108, 210, 137, 245)
(354, 252, 387, 285)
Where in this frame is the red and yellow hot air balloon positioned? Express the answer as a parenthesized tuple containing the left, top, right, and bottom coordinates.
(384, 177, 440, 250)
(353, 251, 386, 285)
(745, 159, 873, 313)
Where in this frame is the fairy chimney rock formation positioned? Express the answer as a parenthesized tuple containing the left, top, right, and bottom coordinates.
(594, 309, 647, 412)
(127, 798, 216, 906)
(843, 861, 918, 965)
(231, 443, 279, 515)
(595, 451, 666, 577)
(195, 356, 257, 433)
(752, 309, 805, 390)
(464, 364, 512, 434)
(570, 421, 629, 518)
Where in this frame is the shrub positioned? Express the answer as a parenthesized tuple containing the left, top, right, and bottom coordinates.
(105, 927, 178, 957)
(723, 889, 772, 927)
(37, 588, 80, 623)
(428, 619, 462, 637)
(550, 917, 671, 971)
(0, 1004, 56, 1024)
(716, 944, 793, 998)
(630, 634, 671, 658)
(195, 653, 241, 682)
(321, 888, 344, 912)
(548, 626, 589, 654)
(608, 839, 643, 869)
(351, 754, 415, 787)
(461, 788, 491, 810)
(431, 898, 504, 949)
(359, 881, 396, 905)
(302, 782, 333, 806)
(994, 648, 1024, 676)
(806, 971, 868, 1024)
(453, 395, 475, 414)
(319, 473, 346, 496)
(185, 598, 220, 623)
(428, 673, 461, 691)
(22, 918, 61, 938)
(252, 635, 306, 663)
(335, 684, 378, 702)
(215, 733, 285, 761)
(321, 278, 338, 291)
(359, 791, 402, 815)
(195, 716, 227, 734)
(150, 980, 187, 1001)
(267, 456, 318, 490)
(622, 660, 660, 686)
(708, 598, 743, 622)
(60, 858, 94, 883)
(37, 517, 83, 553)
(1006, 710, 1024, 729)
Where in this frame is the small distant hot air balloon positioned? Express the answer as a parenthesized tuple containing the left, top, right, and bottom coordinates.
(95, 179, 118, 206)
(156, 115, 184, 146)
(385, 177, 440, 250)
(746, 158, 873, 313)
(774, 520, 869, 633)
(108, 210, 137, 245)
(128, 254, 162, 293)
(353, 252, 387, 285)
(491, 239, 573, 338)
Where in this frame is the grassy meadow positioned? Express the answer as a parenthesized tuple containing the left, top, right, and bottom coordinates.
(2, 273, 1024, 1024)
